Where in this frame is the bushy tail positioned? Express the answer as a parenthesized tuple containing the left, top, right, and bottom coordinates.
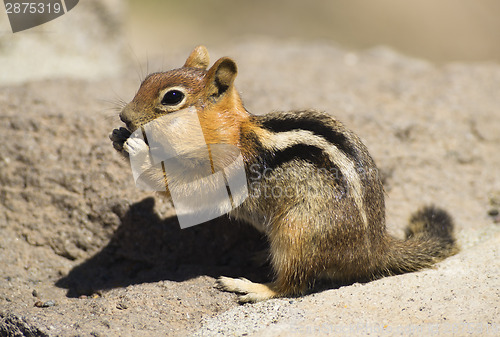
(380, 206, 459, 276)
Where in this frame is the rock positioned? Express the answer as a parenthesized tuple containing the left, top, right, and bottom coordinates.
(1, 39, 499, 336)
(0, 0, 128, 85)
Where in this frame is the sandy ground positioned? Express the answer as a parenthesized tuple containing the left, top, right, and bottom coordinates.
(0, 40, 499, 336)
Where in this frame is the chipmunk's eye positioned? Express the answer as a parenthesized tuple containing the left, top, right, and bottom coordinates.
(161, 89, 185, 105)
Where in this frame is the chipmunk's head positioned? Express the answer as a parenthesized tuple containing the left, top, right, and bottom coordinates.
(120, 46, 247, 137)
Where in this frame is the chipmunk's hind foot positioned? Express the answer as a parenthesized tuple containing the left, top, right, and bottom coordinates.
(216, 277, 278, 303)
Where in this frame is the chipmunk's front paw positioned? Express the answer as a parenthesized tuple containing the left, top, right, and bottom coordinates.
(109, 127, 132, 155)
(123, 137, 149, 157)
(215, 276, 277, 303)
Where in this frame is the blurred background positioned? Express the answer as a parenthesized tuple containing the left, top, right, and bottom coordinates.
(127, 0, 500, 64)
(1, 0, 499, 84)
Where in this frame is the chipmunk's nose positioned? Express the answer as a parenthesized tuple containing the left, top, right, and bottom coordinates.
(119, 104, 134, 130)
(119, 114, 131, 128)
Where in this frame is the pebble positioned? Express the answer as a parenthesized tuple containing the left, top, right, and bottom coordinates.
(116, 302, 128, 310)
(488, 209, 499, 217)
(34, 300, 56, 308)
(487, 209, 500, 223)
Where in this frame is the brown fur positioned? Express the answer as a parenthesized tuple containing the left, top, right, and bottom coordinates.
(110, 46, 459, 303)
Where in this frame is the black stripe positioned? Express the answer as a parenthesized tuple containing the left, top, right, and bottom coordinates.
(258, 112, 360, 164)
(269, 144, 329, 168)
(257, 143, 346, 191)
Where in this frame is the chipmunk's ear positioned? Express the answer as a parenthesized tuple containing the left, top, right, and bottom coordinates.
(183, 45, 210, 69)
(206, 57, 238, 98)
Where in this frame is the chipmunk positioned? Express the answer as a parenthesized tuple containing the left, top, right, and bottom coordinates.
(110, 46, 458, 303)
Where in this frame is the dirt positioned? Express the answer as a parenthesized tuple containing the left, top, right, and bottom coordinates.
(0, 40, 499, 336)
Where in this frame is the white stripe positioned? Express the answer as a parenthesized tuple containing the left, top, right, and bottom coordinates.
(261, 129, 368, 227)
